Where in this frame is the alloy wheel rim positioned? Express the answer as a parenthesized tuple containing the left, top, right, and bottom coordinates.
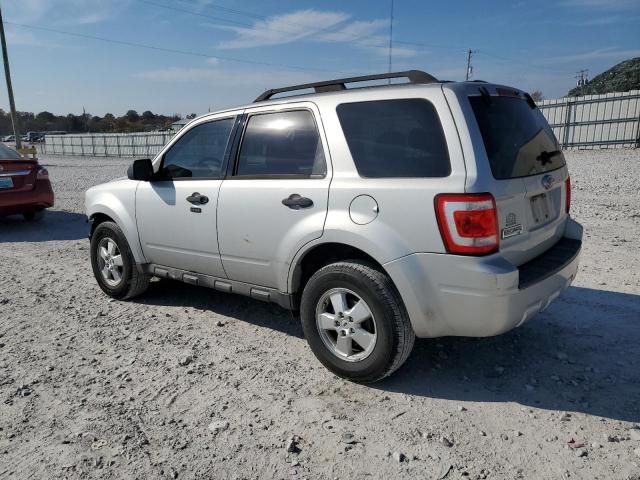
(315, 288, 377, 362)
(97, 237, 124, 287)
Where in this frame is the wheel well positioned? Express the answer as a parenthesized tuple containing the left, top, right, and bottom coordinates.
(292, 243, 384, 297)
(89, 213, 114, 237)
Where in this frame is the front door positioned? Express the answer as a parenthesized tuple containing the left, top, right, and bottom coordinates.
(217, 105, 331, 290)
(136, 116, 236, 277)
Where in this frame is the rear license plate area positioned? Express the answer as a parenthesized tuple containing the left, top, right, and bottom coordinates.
(530, 193, 551, 224)
(0, 177, 14, 189)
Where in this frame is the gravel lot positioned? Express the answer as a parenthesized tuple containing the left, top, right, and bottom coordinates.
(1, 150, 639, 480)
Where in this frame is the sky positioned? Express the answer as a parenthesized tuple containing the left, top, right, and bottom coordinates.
(0, 0, 639, 117)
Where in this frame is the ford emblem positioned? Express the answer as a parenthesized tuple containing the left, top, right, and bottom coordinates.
(541, 174, 555, 190)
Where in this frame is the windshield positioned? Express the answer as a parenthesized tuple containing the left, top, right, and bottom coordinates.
(469, 95, 565, 179)
(0, 143, 22, 160)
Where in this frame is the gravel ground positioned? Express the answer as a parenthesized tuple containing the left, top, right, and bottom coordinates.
(1, 150, 639, 480)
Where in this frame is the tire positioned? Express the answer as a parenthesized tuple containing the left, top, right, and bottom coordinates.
(90, 221, 150, 300)
(23, 209, 45, 221)
(300, 260, 415, 383)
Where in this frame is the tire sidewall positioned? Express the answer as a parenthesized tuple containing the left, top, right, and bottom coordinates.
(300, 264, 398, 382)
(90, 222, 134, 298)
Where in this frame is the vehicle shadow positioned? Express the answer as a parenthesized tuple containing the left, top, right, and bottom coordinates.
(374, 286, 640, 423)
(0, 210, 87, 242)
(137, 278, 304, 339)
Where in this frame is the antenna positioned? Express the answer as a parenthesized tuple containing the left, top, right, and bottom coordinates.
(465, 49, 478, 81)
(388, 0, 394, 83)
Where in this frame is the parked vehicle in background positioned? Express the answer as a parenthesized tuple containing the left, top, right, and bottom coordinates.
(2, 135, 15, 142)
(0, 143, 54, 220)
(85, 70, 582, 383)
(26, 131, 44, 143)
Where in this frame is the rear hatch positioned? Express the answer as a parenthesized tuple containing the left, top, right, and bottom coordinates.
(467, 86, 569, 266)
(0, 144, 38, 194)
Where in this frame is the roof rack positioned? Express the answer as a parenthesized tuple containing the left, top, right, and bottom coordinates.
(254, 70, 439, 102)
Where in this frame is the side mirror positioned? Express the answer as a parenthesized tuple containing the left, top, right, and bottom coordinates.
(127, 158, 154, 181)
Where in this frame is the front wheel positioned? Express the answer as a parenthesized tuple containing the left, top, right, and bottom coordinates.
(300, 261, 415, 383)
(90, 221, 150, 299)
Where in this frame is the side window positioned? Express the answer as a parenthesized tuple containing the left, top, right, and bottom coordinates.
(161, 117, 235, 179)
(235, 110, 326, 177)
(337, 99, 451, 178)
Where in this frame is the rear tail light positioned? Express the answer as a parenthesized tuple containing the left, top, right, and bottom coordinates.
(435, 193, 499, 255)
(565, 176, 571, 214)
(37, 166, 49, 179)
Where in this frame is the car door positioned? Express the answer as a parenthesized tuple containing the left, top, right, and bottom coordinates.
(136, 115, 237, 277)
(217, 103, 331, 290)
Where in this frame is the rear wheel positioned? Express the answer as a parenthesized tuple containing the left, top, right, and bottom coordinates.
(90, 221, 150, 299)
(23, 209, 45, 221)
(300, 261, 415, 383)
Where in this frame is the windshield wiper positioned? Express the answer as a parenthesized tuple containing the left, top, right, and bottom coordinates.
(536, 150, 562, 165)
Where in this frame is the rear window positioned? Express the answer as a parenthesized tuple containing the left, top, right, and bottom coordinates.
(0, 144, 22, 160)
(337, 99, 451, 178)
(469, 95, 565, 180)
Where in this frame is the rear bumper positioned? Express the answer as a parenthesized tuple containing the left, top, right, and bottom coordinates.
(384, 218, 583, 338)
(0, 179, 54, 216)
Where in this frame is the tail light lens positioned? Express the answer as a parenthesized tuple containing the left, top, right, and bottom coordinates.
(565, 176, 571, 214)
(37, 166, 49, 179)
(435, 193, 499, 255)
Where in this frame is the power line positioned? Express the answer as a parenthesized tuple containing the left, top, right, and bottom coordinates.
(4, 21, 362, 75)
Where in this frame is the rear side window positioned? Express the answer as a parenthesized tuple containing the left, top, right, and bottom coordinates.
(235, 110, 326, 177)
(469, 95, 565, 179)
(337, 99, 450, 178)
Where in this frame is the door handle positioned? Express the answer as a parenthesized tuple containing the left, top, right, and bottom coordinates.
(282, 194, 313, 210)
(186, 192, 209, 205)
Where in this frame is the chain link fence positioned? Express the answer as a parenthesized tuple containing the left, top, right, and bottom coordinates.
(44, 132, 176, 157)
(538, 90, 640, 149)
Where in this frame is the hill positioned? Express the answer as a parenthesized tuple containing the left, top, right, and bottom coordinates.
(568, 57, 640, 96)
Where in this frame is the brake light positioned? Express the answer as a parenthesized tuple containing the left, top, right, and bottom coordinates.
(435, 193, 499, 255)
(37, 166, 49, 179)
(565, 176, 571, 214)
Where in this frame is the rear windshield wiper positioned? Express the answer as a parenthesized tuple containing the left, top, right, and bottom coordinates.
(536, 150, 562, 165)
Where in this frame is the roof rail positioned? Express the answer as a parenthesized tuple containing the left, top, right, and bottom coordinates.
(254, 69, 439, 102)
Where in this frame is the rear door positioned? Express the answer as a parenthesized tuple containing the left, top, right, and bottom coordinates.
(466, 86, 569, 265)
(0, 144, 38, 195)
(217, 103, 330, 290)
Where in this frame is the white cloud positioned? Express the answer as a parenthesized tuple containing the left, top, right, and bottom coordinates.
(217, 10, 350, 49)
(560, 0, 639, 9)
(204, 58, 220, 67)
(551, 47, 640, 62)
(2, 0, 127, 25)
(214, 9, 417, 58)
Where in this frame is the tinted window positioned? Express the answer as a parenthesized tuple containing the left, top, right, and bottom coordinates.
(162, 118, 235, 178)
(0, 144, 22, 160)
(469, 96, 565, 179)
(337, 99, 450, 178)
(236, 110, 326, 177)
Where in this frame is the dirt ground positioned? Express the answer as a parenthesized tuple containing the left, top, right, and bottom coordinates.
(1, 149, 639, 480)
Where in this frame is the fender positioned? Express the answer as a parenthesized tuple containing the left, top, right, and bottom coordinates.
(86, 180, 147, 265)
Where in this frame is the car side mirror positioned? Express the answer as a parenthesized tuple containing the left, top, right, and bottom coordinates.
(127, 158, 154, 181)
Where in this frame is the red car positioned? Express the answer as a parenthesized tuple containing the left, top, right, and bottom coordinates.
(0, 144, 54, 220)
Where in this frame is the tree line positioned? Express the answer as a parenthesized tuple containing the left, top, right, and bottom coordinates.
(0, 109, 187, 135)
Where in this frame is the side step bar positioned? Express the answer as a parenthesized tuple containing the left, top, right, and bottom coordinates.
(144, 264, 295, 310)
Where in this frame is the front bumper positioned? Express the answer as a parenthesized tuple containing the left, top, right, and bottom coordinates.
(384, 218, 583, 338)
(0, 179, 54, 216)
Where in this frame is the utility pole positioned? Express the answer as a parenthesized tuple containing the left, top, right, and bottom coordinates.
(575, 69, 589, 96)
(387, 0, 394, 82)
(465, 49, 478, 81)
(0, 6, 21, 149)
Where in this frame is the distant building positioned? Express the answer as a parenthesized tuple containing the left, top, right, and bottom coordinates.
(171, 119, 189, 131)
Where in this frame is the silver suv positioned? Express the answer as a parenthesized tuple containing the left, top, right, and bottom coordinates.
(85, 70, 582, 383)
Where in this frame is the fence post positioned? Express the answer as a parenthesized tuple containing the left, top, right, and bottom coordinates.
(562, 100, 573, 149)
(116, 135, 120, 157)
(104, 135, 107, 157)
